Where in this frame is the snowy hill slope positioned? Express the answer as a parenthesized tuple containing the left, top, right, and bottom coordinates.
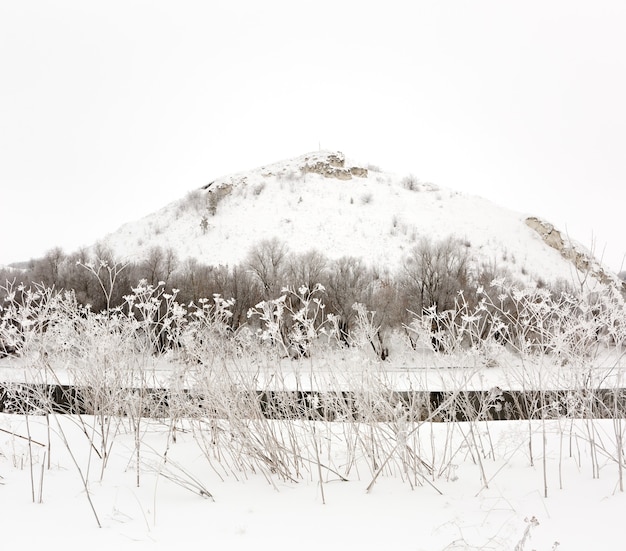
(97, 151, 618, 287)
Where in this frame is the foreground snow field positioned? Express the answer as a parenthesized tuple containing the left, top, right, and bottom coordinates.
(2, 411, 625, 550)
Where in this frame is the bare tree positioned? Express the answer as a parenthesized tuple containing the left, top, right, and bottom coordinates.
(322, 256, 373, 344)
(174, 257, 209, 304)
(399, 237, 472, 351)
(227, 265, 263, 330)
(285, 250, 328, 291)
(140, 246, 178, 287)
(60, 248, 98, 306)
(400, 236, 471, 314)
(34, 247, 66, 287)
(246, 238, 289, 299)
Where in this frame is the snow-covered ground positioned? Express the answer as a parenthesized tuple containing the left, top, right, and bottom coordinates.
(1, 344, 625, 392)
(2, 410, 626, 550)
(2, 327, 626, 549)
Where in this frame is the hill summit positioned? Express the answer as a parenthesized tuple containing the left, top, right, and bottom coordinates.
(97, 150, 618, 289)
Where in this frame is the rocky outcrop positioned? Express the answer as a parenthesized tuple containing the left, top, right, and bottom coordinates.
(301, 151, 368, 180)
(525, 217, 624, 290)
(350, 166, 369, 178)
(326, 153, 344, 167)
(525, 217, 564, 250)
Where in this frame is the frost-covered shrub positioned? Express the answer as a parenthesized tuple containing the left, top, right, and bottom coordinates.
(247, 284, 327, 358)
(182, 189, 206, 214)
(400, 274, 626, 374)
(401, 174, 420, 191)
(179, 294, 237, 364)
(360, 192, 373, 205)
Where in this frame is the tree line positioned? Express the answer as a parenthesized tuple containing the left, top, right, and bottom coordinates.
(0, 236, 580, 358)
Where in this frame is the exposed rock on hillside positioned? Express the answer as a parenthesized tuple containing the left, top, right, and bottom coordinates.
(300, 151, 368, 180)
(525, 217, 624, 291)
(525, 217, 565, 250)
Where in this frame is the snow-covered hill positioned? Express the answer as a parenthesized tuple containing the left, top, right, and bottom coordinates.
(97, 151, 618, 288)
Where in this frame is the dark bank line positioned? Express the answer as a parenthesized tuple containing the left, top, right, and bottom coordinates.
(1, 383, 625, 421)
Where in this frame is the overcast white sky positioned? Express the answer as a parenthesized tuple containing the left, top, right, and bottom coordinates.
(1, 1, 624, 271)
